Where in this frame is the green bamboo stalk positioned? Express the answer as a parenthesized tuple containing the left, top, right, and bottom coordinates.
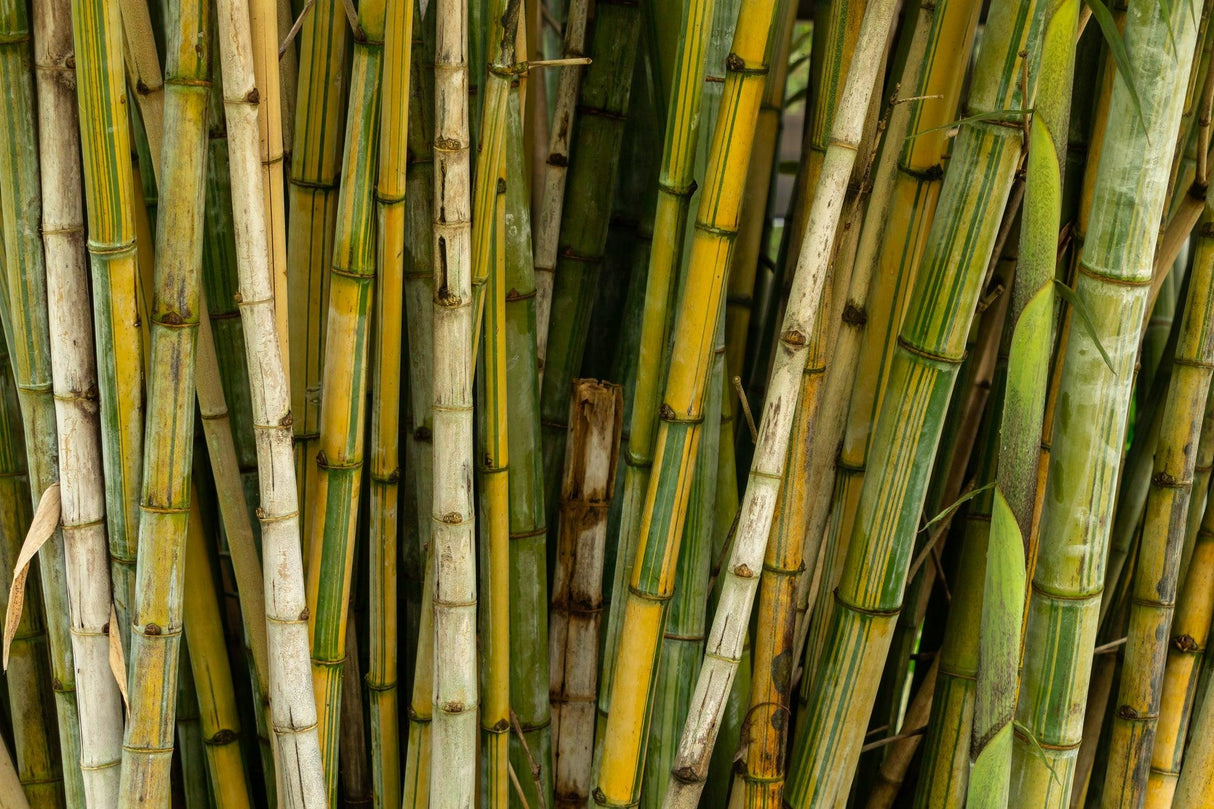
(430, 0, 478, 797)
(532, 0, 589, 375)
(70, 0, 146, 663)
(967, 2, 1078, 806)
(1100, 186, 1214, 809)
(502, 82, 555, 809)
(303, 0, 386, 795)
(176, 645, 211, 809)
(784, 0, 1039, 801)
(214, 0, 329, 801)
(117, 0, 209, 800)
(537, 0, 642, 533)
(589, 0, 780, 800)
(287, 0, 350, 537)
(1011, 1, 1201, 804)
(0, 325, 61, 809)
(117, 0, 165, 179)
(368, 2, 413, 808)
(599, 0, 716, 772)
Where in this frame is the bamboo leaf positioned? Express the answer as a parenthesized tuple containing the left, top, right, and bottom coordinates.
(1054, 280, 1116, 373)
(1012, 721, 1062, 787)
(1084, 0, 1148, 136)
(2, 484, 60, 670)
(922, 482, 995, 532)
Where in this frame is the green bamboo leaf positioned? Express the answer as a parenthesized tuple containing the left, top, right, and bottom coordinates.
(922, 482, 996, 532)
(905, 109, 1034, 141)
(1084, 0, 1148, 136)
(1054, 280, 1116, 373)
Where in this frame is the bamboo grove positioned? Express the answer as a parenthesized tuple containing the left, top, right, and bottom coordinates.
(5, 0, 1214, 807)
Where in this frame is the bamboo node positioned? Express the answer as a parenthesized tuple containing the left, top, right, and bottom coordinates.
(659, 403, 676, 420)
(733, 563, 755, 578)
(725, 53, 745, 72)
(441, 512, 463, 524)
(136, 79, 151, 96)
(245, 88, 260, 104)
(842, 302, 867, 325)
(144, 623, 162, 636)
(1171, 633, 1199, 652)
(299, 607, 309, 621)
(781, 329, 807, 347)
(547, 152, 568, 167)
(206, 729, 238, 745)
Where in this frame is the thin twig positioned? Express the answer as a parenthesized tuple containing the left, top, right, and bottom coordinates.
(507, 762, 532, 809)
(340, 0, 365, 40)
(525, 57, 592, 70)
(860, 725, 928, 753)
(279, 0, 315, 58)
(1093, 637, 1128, 655)
(510, 709, 548, 809)
(733, 376, 759, 442)
(540, 2, 562, 38)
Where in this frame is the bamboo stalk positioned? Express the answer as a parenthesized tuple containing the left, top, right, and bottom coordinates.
(117, 0, 164, 178)
(69, 0, 146, 696)
(537, 0, 642, 532)
(368, 1, 414, 807)
(182, 500, 254, 809)
(659, 3, 898, 805)
(1011, 1, 1201, 804)
(532, 0, 589, 376)
(287, 0, 350, 539)
(1101, 190, 1214, 809)
(116, 0, 209, 799)
(501, 81, 556, 809)
(250, 0, 290, 386)
(588, 0, 780, 800)
(214, 0, 329, 802)
(0, 327, 61, 808)
(339, 623, 372, 809)
(430, 0, 478, 798)
(550, 380, 624, 809)
(1172, 639, 1214, 808)
(784, 0, 1038, 801)
(303, 0, 386, 795)
(177, 644, 212, 809)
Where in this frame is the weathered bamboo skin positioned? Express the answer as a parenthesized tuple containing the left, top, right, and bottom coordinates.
(214, 0, 329, 803)
(430, 0, 478, 800)
(551, 380, 624, 809)
(117, 0, 210, 801)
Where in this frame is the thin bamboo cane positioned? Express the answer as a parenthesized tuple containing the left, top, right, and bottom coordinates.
(550, 380, 624, 809)
(660, 3, 898, 805)
(303, 0, 386, 794)
(182, 500, 254, 809)
(1178, 383, 1214, 584)
(116, 0, 209, 799)
(588, 0, 779, 800)
(532, 0, 589, 376)
(339, 622, 372, 809)
(1011, 1, 1201, 804)
(861, 657, 940, 809)
(477, 119, 511, 809)
(214, 0, 328, 802)
(1172, 637, 1214, 808)
(1101, 192, 1214, 809)
(502, 81, 555, 809)
(430, 0, 478, 798)
(250, 0, 290, 386)
(1146, 473, 1214, 808)
(287, 0, 350, 539)
(69, 0, 146, 693)
(0, 327, 61, 809)
(401, 5, 437, 807)
(537, 0, 642, 531)
(278, 0, 299, 156)
(117, 0, 164, 178)
(784, 0, 1038, 801)
(368, 1, 413, 807)
(177, 644, 212, 809)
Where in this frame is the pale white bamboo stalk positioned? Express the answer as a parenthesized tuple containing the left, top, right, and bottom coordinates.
(532, 0, 589, 384)
(213, 2, 328, 806)
(549, 380, 624, 809)
(0, 738, 29, 809)
(430, 0, 477, 801)
(32, 1, 125, 805)
(659, 1, 899, 805)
